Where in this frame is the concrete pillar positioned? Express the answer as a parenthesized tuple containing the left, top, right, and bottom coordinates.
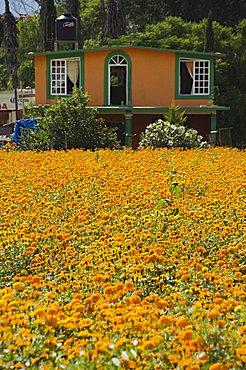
(125, 113, 133, 147)
(210, 113, 217, 145)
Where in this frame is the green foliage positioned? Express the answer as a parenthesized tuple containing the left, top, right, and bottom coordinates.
(215, 19, 246, 146)
(18, 59, 34, 88)
(23, 89, 119, 151)
(80, 0, 104, 43)
(101, 16, 206, 51)
(17, 17, 40, 58)
(163, 104, 187, 127)
(17, 125, 51, 151)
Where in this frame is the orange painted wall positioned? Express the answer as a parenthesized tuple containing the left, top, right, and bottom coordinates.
(84, 50, 109, 106)
(34, 48, 212, 107)
(128, 49, 175, 106)
(35, 56, 47, 105)
(84, 48, 177, 107)
(175, 99, 211, 107)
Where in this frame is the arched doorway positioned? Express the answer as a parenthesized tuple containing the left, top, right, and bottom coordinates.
(108, 54, 128, 105)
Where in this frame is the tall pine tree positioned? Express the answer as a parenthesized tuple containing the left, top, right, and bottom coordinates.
(204, 10, 215, 52)
(2, 0, 19, 118)
(39, 0, 56, 51)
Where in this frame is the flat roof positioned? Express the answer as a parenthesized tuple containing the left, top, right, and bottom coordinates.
(26, 45, 225, 59)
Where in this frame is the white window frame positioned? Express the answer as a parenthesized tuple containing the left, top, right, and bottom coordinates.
(50, 57, 80, 96)
(179, 58, 210, 96)
(108, 55, 128, 105)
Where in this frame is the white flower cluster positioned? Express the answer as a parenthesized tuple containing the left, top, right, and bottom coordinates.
(139, 120, 208, 149)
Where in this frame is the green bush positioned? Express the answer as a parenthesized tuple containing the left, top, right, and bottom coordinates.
(20, 89, 119, 151)
(17, 126, 51, 151)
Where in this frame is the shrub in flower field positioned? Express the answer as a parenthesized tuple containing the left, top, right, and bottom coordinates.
(0, 147, 245, 369)
(139, 104, 207, 149)
(139, 119, 207, 149)
(20, 89, 119, 150)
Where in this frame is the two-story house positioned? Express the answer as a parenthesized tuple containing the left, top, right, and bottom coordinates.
(27, 46, 229, 148)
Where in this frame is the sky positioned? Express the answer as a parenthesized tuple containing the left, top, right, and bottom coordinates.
(0, 0, 39, 16)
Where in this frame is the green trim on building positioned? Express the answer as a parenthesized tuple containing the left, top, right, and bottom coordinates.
(210, 113, 217, 131)
(95, 105, 229, 114)
(26, 46, 225, 59)
(175, 53, 214, 100)
(46, 51, 84, 100)
(104, 50, 132, 106)
(210, 113, 217, 145)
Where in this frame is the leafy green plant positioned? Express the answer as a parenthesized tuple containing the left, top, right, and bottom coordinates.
(163, 104, 187, 127)
(17, 125, 51, 151)
(44, 89, 119, 150)
(19, 89, 119, 151)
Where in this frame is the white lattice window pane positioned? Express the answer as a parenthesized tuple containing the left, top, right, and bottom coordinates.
(51, 58, 80, 96)
(193, 60, 210, 95)
(51, 59, 67, 95)
(109, 55, 127, 66)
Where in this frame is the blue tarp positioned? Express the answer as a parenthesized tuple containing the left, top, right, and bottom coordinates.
(13, 118, 41, 144)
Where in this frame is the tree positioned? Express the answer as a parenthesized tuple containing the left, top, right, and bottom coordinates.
(37, 89, 119, 150)
(215, 19, 246, 146)
(103, 0, 126, 39)
(204, 10, 215, 52)
(0, 48, 9, 89)
(17, 16, 39, 87)
(2, 0, 19, 117)
(39, 0, 56, 51)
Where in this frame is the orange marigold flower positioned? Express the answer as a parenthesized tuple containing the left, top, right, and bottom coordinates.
(209, 363, 223, 370)
(47, 306, 58, 315)
(159, 315, 172, 325)
(8, 301, 18, 309)
(115, 282, 124, 291)
(207, 309, 220, 319)
(74, 293, 83, 300)
(176, 316, 189, 328)
(180, 329, 194, 340)
(214, 298, 223, 304)
(84, 297, 93, 305)
(157, 299, 168, 309)
(143, 340, 156, 349)
(125, 281, 134, 291)
(104, 286, 115, 294)
(74, 304, 84, 313)
(34, 308, 46, 317)
(13, 282, 25, 291)
(224, 278, 233, 285)
(216, 319, 227, 327)
(131, 295, 141, 304)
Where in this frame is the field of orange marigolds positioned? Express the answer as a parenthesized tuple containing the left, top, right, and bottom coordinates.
(0, 147, 245, 370)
